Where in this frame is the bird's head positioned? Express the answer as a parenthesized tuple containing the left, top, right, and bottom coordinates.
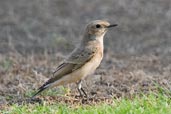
(85, 20, 117, 37)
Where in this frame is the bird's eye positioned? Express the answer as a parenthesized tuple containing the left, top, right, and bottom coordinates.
(96, 24, 101, 28)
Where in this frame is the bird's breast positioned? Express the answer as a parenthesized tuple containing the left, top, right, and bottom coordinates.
(80, 47, 103, 76)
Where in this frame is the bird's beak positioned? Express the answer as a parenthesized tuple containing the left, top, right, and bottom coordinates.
(107, 24, 118, 28)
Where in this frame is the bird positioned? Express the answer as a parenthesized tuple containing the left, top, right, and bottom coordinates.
(31, 20, 117, 98)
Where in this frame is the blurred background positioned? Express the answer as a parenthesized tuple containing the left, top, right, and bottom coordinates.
(0, 0, 171, 56)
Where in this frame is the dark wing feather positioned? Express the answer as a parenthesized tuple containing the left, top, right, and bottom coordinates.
(40, 63, 76, 89)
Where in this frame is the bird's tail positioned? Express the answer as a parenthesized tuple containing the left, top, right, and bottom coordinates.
(30, 76, 56, 99)
(31, 84, 50, 99)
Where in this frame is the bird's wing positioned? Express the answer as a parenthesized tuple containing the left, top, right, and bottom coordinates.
(38, 47, 97, 90)
(66, 46, 97, 64)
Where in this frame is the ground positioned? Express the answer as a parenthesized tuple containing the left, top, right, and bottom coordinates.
(0, 52, 171, 109)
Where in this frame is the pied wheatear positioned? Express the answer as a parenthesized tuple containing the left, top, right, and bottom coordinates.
(31, 20, 117, 98)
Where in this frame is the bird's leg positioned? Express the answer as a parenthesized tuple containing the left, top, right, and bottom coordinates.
(81, 87, 87, 97)
(77, 80, 83, 97)
(76, 80, 87, 97)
